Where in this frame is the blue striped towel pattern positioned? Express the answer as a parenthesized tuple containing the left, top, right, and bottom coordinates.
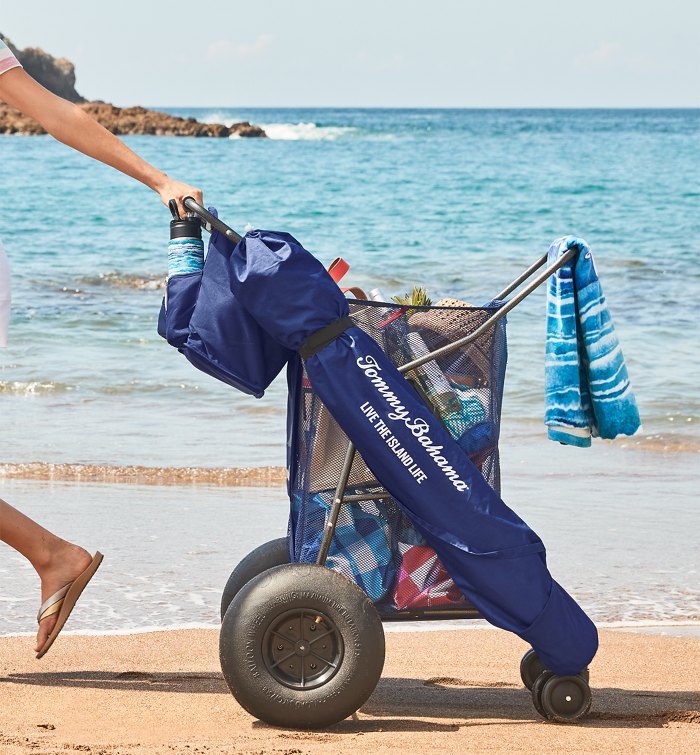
(545, 236, 641, 447)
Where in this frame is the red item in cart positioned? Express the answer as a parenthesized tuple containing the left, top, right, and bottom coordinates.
(394, 543, 464, 610)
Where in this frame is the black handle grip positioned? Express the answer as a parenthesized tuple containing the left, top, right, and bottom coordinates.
(182, 197, 243, 244)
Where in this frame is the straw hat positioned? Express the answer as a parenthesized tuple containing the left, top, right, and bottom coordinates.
(408, 298, 495, 385)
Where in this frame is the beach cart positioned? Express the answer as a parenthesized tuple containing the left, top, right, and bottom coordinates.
(167, 199, 596, 729)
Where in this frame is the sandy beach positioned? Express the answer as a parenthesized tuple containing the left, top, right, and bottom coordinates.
(0, 628, 698, 754)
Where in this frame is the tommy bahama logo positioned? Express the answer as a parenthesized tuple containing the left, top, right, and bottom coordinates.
(356, 355, 469, 493)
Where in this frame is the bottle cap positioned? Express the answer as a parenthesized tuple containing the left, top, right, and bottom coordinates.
(170, 215, 202, 241)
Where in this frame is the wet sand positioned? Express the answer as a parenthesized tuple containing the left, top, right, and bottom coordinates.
(0, 628, 698, 754)
(0, 461, 286, 486)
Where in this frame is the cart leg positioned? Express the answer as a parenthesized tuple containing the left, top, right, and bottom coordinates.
(316, 441, 356, 566)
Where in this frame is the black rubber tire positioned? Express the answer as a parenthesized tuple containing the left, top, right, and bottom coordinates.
(531, 670, 554, 719)
(539, 674, 592, 723)
(520, 649, 590, 691)
(220, 537, 290, 621)
(220, 563, 385, 729)
(520, 649, 547, 691)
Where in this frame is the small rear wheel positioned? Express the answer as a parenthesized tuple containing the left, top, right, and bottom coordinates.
(532, 672, 592, 723)
(520, 649, 547, 690)
(220, 563, 385, 729)
(220, 537, 290, 620)
(520, 648, 590, 690)
(531, 670, 554, 719)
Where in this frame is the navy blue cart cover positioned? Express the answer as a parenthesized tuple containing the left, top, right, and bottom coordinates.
(158, 210, 292, 397)
(229, 230, 598, 676)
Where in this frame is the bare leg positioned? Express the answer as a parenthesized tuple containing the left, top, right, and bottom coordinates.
(0, 498, 92, 653)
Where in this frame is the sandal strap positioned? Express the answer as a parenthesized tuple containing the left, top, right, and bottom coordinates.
(37, 583, 71, 624)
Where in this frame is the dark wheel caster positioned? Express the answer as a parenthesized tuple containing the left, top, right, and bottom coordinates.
(220, 537, 290, 620)
(531, 671, 592, 723)
(531, 670, 553, 718)
(520, 648, 590, 690)
(520, 649, 547, 690)
(220, 563, 385, 729)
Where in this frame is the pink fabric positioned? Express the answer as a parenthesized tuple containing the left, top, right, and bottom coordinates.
(0, 41, 21, 75)
(394, 544, 464, 610)
(0, 57, 20, 75)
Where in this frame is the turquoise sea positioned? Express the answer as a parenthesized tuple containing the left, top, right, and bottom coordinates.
(1, 109, 698, 632)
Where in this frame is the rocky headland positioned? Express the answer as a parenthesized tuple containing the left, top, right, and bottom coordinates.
(0, 33, 265, 138)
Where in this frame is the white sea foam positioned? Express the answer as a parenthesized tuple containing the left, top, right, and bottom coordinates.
(0, 623, 218, 638)
(259, 122, 357, 141)
(199, 111, 235, 126)
(385, 619, 700, 635)
(4, 619, 700, 639)
(199, 113, 356, 141)
(597, 619, 700, 630)
(0, 380, 71, 395)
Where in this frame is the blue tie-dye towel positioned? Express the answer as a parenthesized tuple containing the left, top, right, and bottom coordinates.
(545, 236, 641, 447)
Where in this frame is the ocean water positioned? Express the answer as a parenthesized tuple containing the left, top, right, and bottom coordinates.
(1, 439, 698, 635)
(1, 108, 699, 631)
(1, 108, 699, 466)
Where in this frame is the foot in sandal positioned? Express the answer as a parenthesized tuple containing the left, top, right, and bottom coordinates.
(35, 543, 103, 657)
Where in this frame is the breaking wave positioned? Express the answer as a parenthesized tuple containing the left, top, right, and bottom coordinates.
(0, 380, 72, 395)
(257, 122, 357, 141)
(201, 113, 357, 141)
(76, 272, 165, 290)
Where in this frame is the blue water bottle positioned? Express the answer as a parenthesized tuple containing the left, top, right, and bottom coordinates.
(168, 199, 204, 277)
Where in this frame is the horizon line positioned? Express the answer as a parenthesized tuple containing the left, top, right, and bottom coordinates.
(146, 104, 700, 111)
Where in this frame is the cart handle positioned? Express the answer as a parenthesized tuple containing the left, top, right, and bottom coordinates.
(182, 195, 576, 373)
(183, 196, 243, 244)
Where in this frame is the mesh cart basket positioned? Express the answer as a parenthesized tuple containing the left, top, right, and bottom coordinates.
(288, 299, 507, 617)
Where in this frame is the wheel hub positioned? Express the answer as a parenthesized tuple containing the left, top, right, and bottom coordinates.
(263, 608, 344, 690)
(539, 674, 592, 721)
(546, 678, 587, 714)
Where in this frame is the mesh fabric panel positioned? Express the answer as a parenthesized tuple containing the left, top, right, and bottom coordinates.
(289, 299, 507, 612)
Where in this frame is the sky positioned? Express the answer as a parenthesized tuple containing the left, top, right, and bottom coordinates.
(2, 0, 698, 108)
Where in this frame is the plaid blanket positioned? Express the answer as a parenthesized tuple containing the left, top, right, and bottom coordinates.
(293, 492, 397, 603)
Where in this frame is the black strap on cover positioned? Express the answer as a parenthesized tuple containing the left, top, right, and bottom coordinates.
(298, 316, 354, 359)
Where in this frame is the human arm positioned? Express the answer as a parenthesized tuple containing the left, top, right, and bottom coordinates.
(0, 67, 202, 215)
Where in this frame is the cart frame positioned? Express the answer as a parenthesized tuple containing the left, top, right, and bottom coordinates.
(183, 197, 576, 621)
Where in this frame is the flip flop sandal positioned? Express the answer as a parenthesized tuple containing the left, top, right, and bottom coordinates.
(35, 552, 104, 659)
